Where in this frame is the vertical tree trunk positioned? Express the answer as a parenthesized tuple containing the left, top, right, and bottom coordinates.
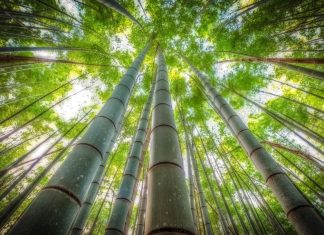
(88, 169, 118, 235)
(124, 127, 151, 235)
(70, 118, 122, 235)
(8, 42, 151, 235)
(105, 78, 155, 234)
(185, 137, 197, 230)
(135, 174, 148, 235)
(145, 49, 196, 234)
(184, 57, 324, 235)
(96, 0, 142, 27)
(70, 103, 133, 234)
(189, 140, 213, 235)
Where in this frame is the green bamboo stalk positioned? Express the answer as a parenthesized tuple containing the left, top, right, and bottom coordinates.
(124, 127, 151, 234)
(70, 102, 130, 235)
(187, 123, 243, 235)
(283, 166, 324, 202)
(96, 0, 142, 27)
(8, 42, 151, 235)
(88, 132, 130, 235)
(87, 170, 117, 235)
(232, 90, 324, 144)
(0, 55, 120, 68)
(184, 137, 197, 230)
(0, 46, 87, 53)
(276, 62, 324, 81)
(188, 139, 213, 235)
(217, 57, 324, 65)
(105, 78, 155, 235)
(185, 58, 324, 235)
(193, 186, 203, 234)
(145, 49, 195, 234)
(269, 79, 324, 100)
(259, 90, 324, 115)
(130, 169, 144, 235)
(202, 129, 263, 235)
(129, 156, 148, 235)
(271, 148, 324, 192)
(70, 131, 118, 235)
(135, 173, 148, 235)
(229, 88, 324, 152)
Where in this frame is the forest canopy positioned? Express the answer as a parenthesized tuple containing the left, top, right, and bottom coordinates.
(0, 0, 323, 235)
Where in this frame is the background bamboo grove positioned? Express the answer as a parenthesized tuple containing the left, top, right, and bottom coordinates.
(0, 0, 323, 234)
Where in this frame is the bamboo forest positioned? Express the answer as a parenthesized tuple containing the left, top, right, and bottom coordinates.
(0, 0, 324, 234)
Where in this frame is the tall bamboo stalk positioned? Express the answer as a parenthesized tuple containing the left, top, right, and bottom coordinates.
(189, 139, 213, 235)
(184, 58, 324, 235)
(231, 89, 324, 144)
(145, 49, 195, 234)
(185, 137, 197, 230)
(88, 138, 130, 235)
(105, 78, 155, 234)
(135, 173, 148, 235)
(96, 0, 142, 27)
(217, 57, 324, 64)
(0, 46, 87, 53)
(70, 124, 120, 235)
(124, 127, 151, 235)
(8, 42, 151, 235)
(130, 167, 144, 235)
(87, 171, 117, 235)
(70, 102, 132, 235)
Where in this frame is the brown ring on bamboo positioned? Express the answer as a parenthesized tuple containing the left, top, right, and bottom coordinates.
(76, 142, 104, 161)
(43, 185, 82, 207)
